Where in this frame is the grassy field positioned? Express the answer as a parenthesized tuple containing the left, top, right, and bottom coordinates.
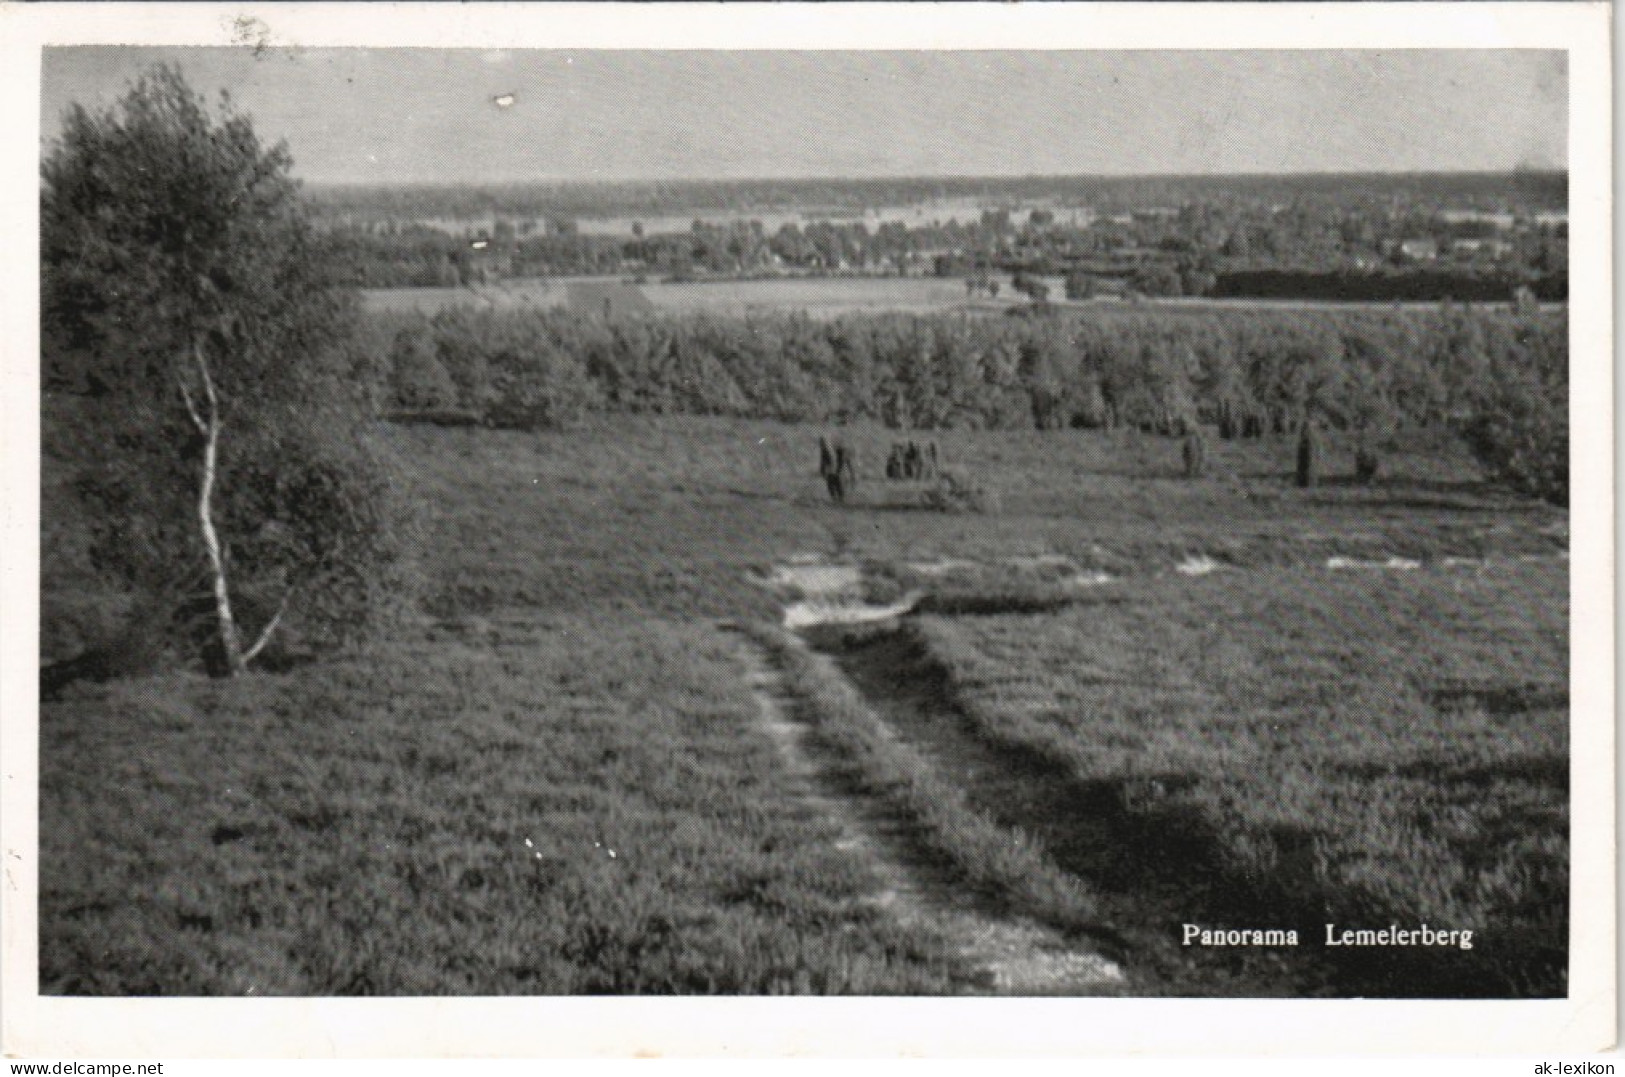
(40, 411, 1568, 995)
(360, 275, 1536, 320)
(361, 275, 1006, 319)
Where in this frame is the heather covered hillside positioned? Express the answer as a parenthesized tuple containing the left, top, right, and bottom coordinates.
(37, 51, 1576, 1005)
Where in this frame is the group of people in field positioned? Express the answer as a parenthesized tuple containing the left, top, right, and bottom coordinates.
(884, 439, 939, 482)
(819, 435, 944, 503)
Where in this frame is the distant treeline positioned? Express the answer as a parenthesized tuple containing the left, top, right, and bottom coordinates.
(307, 171, 1568, 225)
(357, 303, 1567, 503)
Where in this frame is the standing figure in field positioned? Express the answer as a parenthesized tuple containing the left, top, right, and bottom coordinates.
(1182, 429, 1207, 478)
(925, 441, 939, 480)
(886, 442, 903, 480)
(821, 434, 856, 504)
(1295, 420, 1320, 489)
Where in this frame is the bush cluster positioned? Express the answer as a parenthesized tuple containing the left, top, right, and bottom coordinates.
(1460, 324, 1569, 505)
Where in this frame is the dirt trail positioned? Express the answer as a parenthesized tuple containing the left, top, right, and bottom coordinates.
(725, 626, 1124, 994)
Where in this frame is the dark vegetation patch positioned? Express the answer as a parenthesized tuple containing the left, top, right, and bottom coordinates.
(379, 407, 485, 427)
(913, 591, 1093, 617)
(906, 579, 1133, 617)
(1429, 680, 1569, 718)
(1211, 267, 1566, 304)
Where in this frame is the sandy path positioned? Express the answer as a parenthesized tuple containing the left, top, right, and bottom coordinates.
(725, 626, 1124, 995)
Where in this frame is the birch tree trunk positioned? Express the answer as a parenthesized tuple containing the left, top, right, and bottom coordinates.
(182, 340, 247, 675)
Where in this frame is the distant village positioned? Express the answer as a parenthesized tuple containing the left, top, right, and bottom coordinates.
(313, 178, 1568, 303)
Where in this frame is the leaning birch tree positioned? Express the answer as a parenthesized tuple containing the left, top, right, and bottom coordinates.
(43, 64, 406, 675)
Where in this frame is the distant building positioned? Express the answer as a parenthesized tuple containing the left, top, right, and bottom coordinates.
(1395, 238, 1440, 263)
(1449, 238, 1513, 260)
(1439, 209, 1516, 231)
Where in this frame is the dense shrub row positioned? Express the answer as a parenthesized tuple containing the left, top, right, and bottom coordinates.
(1211, 268, 1567, 304)
(364, 304, 1567, 503)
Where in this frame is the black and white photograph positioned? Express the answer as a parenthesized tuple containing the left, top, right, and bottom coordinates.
(2, 1, 1613, 1062)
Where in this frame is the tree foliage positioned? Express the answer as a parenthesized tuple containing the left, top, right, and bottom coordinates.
(43, 65, 410, 675)
(1460, 316, 1569, 505)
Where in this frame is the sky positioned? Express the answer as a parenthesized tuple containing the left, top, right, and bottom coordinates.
(40, 48, 1568, 185)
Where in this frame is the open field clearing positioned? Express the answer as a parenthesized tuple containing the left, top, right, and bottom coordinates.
(361, 276, 1002, 318)
(42, 414, 1567, 995)
(361, 276, 1550, 319)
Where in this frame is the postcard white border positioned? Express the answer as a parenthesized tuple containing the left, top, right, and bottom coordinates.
(1, 1, 1613, 1059)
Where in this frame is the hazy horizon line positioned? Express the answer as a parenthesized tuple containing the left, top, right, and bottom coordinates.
(300, 166, 1571, 190)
